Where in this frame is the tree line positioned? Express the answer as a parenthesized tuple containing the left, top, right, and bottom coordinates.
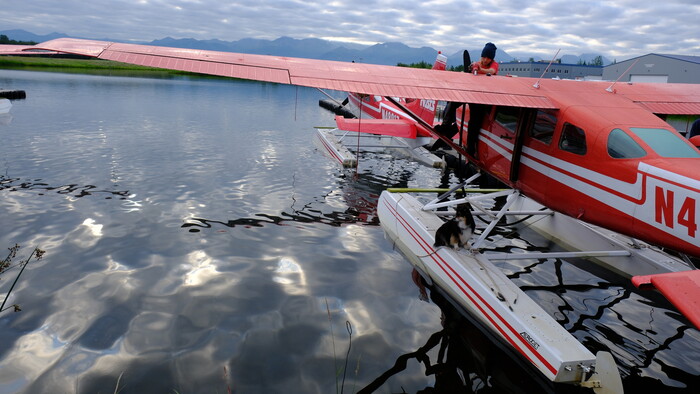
(397, 60, 465, 72)
(0, 35, 38, 45)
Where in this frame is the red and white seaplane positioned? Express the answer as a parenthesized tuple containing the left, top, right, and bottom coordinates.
(18, 38, 700, 393)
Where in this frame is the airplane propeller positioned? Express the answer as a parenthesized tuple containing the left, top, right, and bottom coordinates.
(464, 49, 472, 73)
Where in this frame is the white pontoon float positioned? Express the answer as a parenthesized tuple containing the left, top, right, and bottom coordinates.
(313, 127, 444, 168)
(377, 174, 696, 393)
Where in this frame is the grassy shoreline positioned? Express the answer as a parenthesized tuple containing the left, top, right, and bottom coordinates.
(0, 55, 164, 70)
(0, 55, 201, 78)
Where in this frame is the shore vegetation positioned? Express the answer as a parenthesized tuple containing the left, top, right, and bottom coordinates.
(0, 55, 174, 73)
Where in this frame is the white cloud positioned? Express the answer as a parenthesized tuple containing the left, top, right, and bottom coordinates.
(1, 0, 699, 60)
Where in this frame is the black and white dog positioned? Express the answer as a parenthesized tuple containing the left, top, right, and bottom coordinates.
(433, 203, 476, 250)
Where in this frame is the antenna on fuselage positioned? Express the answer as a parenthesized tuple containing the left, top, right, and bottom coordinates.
(533, 48, 561, 89)
(605, 58, 640, 93)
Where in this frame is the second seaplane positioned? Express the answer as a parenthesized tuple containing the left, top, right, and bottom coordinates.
(21, 38, 700, 393)
(315, 51, 450, 168)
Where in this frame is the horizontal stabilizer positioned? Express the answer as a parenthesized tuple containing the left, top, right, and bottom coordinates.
(632, 270, 700, 330)
(334, 116, 418, 139)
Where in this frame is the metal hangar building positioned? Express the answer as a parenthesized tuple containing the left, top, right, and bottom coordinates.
(498, 61, 603, 80)
(603, 54, 700, 84)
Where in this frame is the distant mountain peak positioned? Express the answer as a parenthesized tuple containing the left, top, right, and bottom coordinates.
(1, 28, 610, 67)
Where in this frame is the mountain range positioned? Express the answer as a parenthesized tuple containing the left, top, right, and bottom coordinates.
(1, 29, 612, 67)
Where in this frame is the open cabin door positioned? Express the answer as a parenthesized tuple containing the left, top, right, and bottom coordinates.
(486, 106, 537, 183)
(510, 108, 537, 182)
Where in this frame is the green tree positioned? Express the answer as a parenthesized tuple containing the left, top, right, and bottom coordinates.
(398, 60, 468, 72)
(0, 34, 38, 45)
(396, 60, 432, 69)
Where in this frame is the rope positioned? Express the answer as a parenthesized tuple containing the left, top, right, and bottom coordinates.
(355, 95, 363, 175)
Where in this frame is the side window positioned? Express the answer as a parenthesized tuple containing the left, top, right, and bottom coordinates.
(559, 123, 587, 155)
(607, 128, 646, 158)
(494, 106, 520, 133)
(531, 109, 557, 144)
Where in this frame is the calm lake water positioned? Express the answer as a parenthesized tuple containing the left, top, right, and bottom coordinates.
(1, 69, 699, 393)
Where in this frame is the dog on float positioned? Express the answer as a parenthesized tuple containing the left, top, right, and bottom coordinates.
(433, 202, 476, 250)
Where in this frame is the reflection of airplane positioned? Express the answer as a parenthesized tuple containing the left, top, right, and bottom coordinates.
(0, 175, 131, 199)
(0, 98, 11, 114)
(358, 281, 552, 394)
(22, 38, 700, 392)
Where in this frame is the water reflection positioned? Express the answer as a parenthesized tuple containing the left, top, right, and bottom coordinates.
(182, 208, 376, 231)
(183, 250, 221, 286)
(181, 161, 423, 231)
(0, 175, 130, 200)
(273, 257, 308, 296)
(0, 113, 11, 125)
(501, 252, 700, 385)
(356, 284, 551, 394)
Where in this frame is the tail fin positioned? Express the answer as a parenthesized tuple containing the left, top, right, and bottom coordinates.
(403, 51, 447, 126)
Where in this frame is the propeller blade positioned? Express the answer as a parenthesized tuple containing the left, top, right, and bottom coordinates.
(463, 50, 472, 73)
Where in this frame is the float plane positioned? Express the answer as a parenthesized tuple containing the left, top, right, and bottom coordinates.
(14, 38, 700, 392)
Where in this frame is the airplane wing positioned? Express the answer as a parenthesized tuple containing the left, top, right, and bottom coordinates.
(23, 38, 700, 117)
(632, 270, 700, 330)
(32, 38, 556, 109)
(0, 44, 37, 54)
(612, 82, 700, 115)
(0, 44, 59, 55)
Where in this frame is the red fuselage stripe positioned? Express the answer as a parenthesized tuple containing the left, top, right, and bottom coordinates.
(483, 132, 648, 205)
(521, 147, 648, 204)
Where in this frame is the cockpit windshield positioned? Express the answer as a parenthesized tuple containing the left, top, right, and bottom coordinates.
(630, 128, 700, 158)
(608, 129, 646, 159)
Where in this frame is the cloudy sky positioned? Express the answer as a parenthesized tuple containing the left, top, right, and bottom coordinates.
(2, 0, 699, 61)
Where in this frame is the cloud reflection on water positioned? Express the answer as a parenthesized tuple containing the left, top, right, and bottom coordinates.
(273, 257, 308, 296)
(5, 70, 700, 393)
(183, 250, 222, 287)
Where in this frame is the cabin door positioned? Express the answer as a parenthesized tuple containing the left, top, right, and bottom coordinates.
(485, 106, 521, 181)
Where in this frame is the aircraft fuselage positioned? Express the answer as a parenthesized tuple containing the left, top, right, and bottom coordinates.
(472, 79, 700, 257)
